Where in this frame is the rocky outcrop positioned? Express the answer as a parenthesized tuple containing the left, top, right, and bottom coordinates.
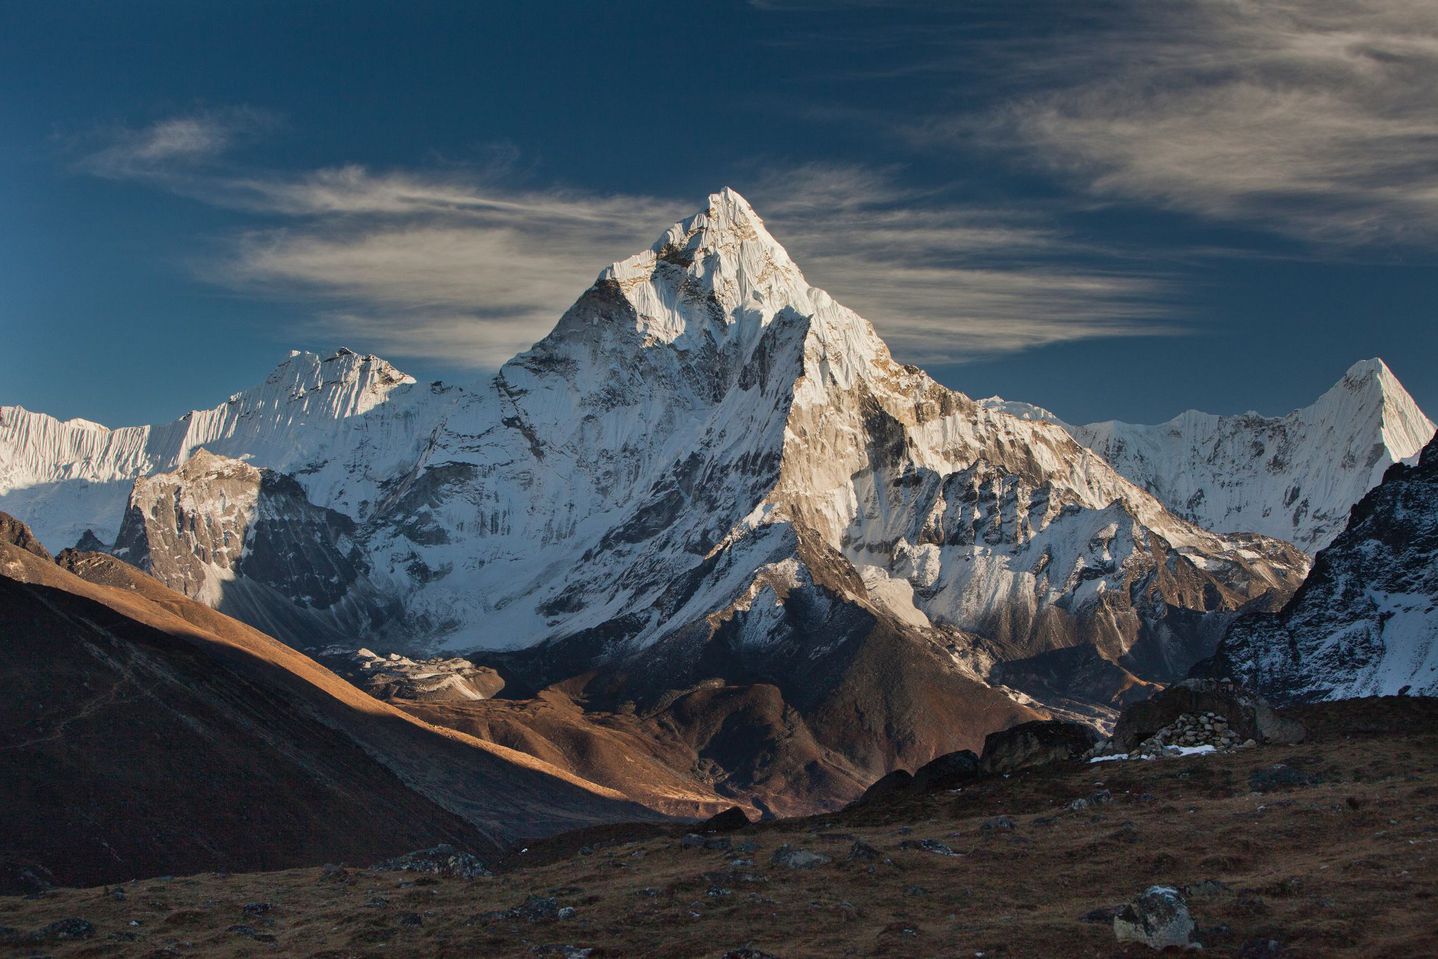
(979, 720, 1101, 774)
(1109, 679, 1305, 753)
(0, 511, 51, 560)
(112, 450, 398, 647)
(912, 749, 980, 790)
(1216, 436, 1438, 702)
(332, 648, 505, 702)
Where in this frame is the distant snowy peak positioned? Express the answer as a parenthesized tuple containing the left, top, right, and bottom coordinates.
(234, 348, 417, 419)
(0, 348, 439, 548)
(1038, 358, 1433, 552)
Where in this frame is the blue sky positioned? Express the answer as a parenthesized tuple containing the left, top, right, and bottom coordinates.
(3, 0, 1435, 427)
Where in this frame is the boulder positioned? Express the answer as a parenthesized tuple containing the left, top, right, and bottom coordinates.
(911, 749, 980, 791)
(373, 844, 490, 879)
(979, 720, 1100, 774)
(33, 918, 94, 941)
(1113, 886, 1199, 950)
(770, 845, 830, 869)
(853, 768, 913, 805)
(1110, 679, 1305, 753)
(847, 840, 882, 862)
(507, 895, 560, 921)
(898, 838, 958, 856)
(701, 806, 752, 833)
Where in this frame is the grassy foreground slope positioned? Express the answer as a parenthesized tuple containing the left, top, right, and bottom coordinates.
(3, 697, 1435, 958)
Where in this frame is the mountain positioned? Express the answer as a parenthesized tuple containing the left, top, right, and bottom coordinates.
(0, 190, 1314, 807)
(1214, 436, 1438, 703)
(984, 361, 1434, 553)
(0, 347, 434, 551)
(0, 513, 651, 892)
(111, 448, 399, 646)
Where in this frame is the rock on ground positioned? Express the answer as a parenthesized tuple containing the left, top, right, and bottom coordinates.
(1113, 885, 1199, 950)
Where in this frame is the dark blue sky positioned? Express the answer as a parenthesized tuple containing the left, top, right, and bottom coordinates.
(3, 0, 1435, 427)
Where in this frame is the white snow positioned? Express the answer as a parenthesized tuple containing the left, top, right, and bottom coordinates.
(0, 189, 1326, 665)
(1049, 359, 1434, 553)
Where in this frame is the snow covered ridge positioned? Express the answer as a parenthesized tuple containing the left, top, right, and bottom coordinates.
(984, 358, 1434, 553)
(1, 190, 1314, 712)
(0, 348, 434, 548)
(1217, 435, 1438, 702)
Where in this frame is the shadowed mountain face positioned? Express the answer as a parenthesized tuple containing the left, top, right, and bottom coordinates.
(0, 513, 652, 893)
(1216, 437, 1438, 703)
(111, 449, 400, 647)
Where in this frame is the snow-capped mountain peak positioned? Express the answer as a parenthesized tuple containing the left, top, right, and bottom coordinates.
(608, 187, 801, 293)
(0, 347, 439, 548)
(245, 347, 416, 420)
(1045, 357, 1435, 552)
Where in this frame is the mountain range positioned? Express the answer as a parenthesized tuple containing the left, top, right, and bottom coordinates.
(2, 189, 1432, 816)
(983, 358, 1433, 552)
(1214, 434, 1438, 702)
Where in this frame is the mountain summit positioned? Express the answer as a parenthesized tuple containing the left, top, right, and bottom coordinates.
(1062, 357, 1434, 552)
(0, 190, 1396, 811)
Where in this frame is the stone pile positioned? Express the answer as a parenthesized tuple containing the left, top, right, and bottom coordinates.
(1089, 711, 1258, 761)
(1134, 711, 1255, 757)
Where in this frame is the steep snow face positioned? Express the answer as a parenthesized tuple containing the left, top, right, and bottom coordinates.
(771, 311, 1306, 678)
(0, 349, 438, 549)
(112, 449, 395, 644)
(0, 190, 1309, 696)
(1045, 360, 1433, 552)
(1219, 437, 1438, 702)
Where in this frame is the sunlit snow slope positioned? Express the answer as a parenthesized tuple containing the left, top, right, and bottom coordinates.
(3, 191, 1309, 693)
(985, 362, 1433, 553)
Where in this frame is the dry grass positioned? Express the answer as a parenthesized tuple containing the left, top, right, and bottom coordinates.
(3, 699, 1436, 958)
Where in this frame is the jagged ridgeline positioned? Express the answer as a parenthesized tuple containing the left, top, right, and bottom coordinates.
(1215, 435, 1438, 702)
(0, 190, 1430, 810)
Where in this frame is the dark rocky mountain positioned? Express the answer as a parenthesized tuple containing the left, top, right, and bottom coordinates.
(0, 513, 650, 892)
(111, 448, 399, 646)
(1214, 436, 1438, 702)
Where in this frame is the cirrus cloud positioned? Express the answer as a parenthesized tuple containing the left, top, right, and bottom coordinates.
(76, 120, 1181, 370)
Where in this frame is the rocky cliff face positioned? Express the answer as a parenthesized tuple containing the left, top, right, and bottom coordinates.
(111, 449, 397, 646)
(1216, 436, 1438, 703)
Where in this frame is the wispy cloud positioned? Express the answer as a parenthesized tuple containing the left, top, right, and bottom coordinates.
(936, 0, 1438, 245)
(77, 122, 1179, 370)
(195, 169, 685, 365)
(745, 164, 1178, 362)
(76, 108, 273, 180)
